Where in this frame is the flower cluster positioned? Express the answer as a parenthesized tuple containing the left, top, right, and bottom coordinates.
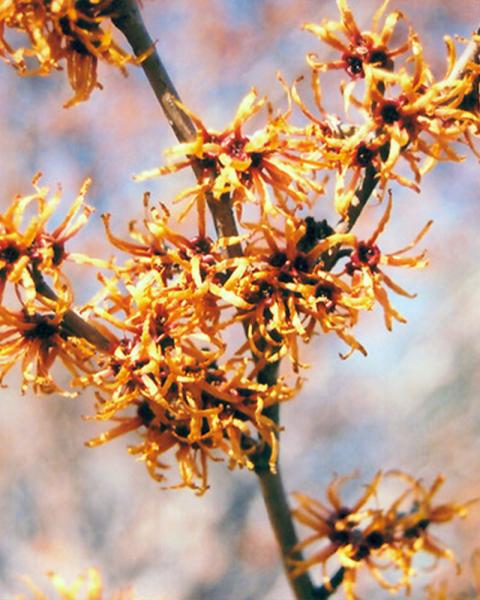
(78, 200, 298, 492)
(0, 0, 139, 106)
(135, 86, 325, 221)
(296, 0, 480, 217)
(0, 176, 104, 394)
(291, 471, 472, 599)
(17, 567, 146, 600)
(0, 0, 478, 499)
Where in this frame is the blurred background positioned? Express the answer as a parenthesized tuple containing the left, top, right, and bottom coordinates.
(1, 0, 480, 598)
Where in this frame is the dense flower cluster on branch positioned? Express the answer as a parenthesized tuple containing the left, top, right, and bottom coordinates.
(291, 471, 473, 599)
(0, 0, 478, 495)
(80, 198, 300, 492)
(1, 0, 479, 596)
(0, 0, 480, 600)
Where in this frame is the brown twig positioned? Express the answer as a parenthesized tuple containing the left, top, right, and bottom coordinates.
(335, 161, 379, 236)
(111, 1, 314, 597)
(110, 5, 480, 598)
(333, 138, 390, 237)
(111, 0, 241, 248)
(32, 269, 112, 353)
(257, 464, 316, 600)
(111, 0, 195, 142)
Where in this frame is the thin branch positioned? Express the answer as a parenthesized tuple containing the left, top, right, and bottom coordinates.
(322, 156, 383, 272)
(32, 269, 112, 353)
(313, 568, 345, 599)
(111, 0, 195, 142)
(335, 161, 379, 236)
(111, 0, 241, 246)
(111, 2, 314, 597)
(256, 464, 315, 600)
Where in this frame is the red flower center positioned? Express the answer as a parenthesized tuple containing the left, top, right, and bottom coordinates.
(348, 241, 381, 272)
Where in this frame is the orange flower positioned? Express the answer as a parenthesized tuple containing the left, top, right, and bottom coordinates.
(135, 87, 324, 220)
(385, 471, 472, 580)
(215, 213, 365, 367)
(291, 471, 471, 599)
(343, 196, 432, 330)
(0, 0, 141, 107)
(303, 0, 410, 79)
(85, 343, 293, 493)
(99, 197, 248, 333)
(0, 175, 95, 309)
(0, 301, 96, 395)
(296, 62, 478, 215)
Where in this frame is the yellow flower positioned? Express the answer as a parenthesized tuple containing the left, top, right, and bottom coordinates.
(295, 117, 386, 217)
(0, 175, 94, 310)
(17, 567, 147, 600)
(0, 0, 140, 107)
(99, 197, 247, 333)
(303, 0, 409, 79)
(343, 196, 432, 330)
(291, 471, 472, 599)
(0, 301, 96, 395)
(215, 213, 365, 367)
(135, 87, 324, 219)
(85, 343, 292, 493)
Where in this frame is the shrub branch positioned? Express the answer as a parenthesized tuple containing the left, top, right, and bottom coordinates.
(110, 4, 480, 599)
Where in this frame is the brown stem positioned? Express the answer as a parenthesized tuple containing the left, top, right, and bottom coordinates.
(321, 143, 387, 273)
(32, 269, 112, 353)
(253, 369, 316, 597)
(111, 0, 240, 246)
(257, 463, 315, 600)
(112, 2, 314, 597)
(335, 161, 379, 236)
(111, 0, 195, 142)
(313, 568, 345, 599)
